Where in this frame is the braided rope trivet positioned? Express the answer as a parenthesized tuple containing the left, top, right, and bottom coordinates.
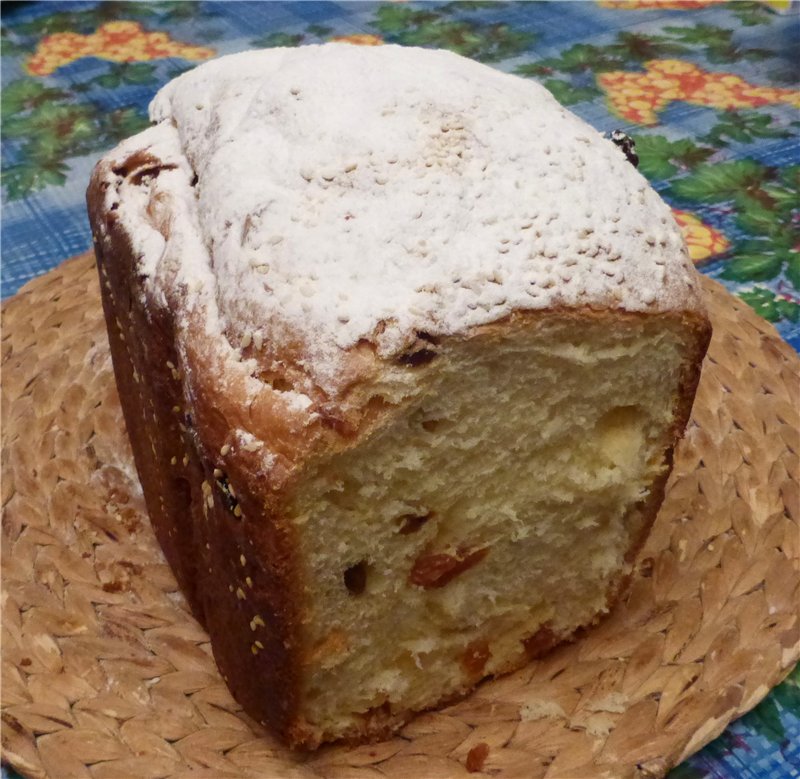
(2, 254, 798, 779)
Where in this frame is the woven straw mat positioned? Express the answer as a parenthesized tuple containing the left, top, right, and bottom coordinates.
(2, 253, 798, 779)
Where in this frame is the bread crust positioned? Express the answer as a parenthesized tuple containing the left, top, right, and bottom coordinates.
(87, 139, 711, 749)
(88, 161, 307, 739)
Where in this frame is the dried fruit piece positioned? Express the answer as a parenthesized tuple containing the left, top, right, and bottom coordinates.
(305, 629, 349, 665)
(409, 546, 489, 589)
(522, 623, 558, 659)
(461, 639, 491, 677)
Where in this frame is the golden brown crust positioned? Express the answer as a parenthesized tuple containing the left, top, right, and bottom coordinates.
(88, 170, 202, 614)
(622, 309, 711, 568)
(87, 161, 306, 741)
(88, 141, 712, 750)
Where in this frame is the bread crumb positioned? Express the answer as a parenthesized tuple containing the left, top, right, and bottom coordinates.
(519, 699, 567, 722)
(466, 742, 490, 773)
(587, 692, 628, 713)
(584, 712, 616, 738)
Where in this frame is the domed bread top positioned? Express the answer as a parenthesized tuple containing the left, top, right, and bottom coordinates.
(107, 44, 704, 395)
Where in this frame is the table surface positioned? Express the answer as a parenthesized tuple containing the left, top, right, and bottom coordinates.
(1, 2, 799, 778)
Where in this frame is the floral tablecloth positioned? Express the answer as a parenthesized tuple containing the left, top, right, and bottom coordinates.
(1, 2, 799, 778)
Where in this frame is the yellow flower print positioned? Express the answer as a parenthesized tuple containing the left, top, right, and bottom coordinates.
(598, 60, 800, 125)
(330, 34, 384, 46)
(599, 0, 787, 9)
(671, 209, 730, 263)
(600, 1, 723, 9)
(26, 21, 215, 76)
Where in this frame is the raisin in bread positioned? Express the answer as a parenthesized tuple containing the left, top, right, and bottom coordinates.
(87, 44, 711, 749)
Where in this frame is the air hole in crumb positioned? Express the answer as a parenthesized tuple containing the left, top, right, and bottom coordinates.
(191, 173, 199, 187)
(129, 164, 177, 186)
(271, 377, 292, 392)
(398, 511, 433, 535)
(397, 331, 440, 367)
(344, 561, 368, 594)
(397, 348, 436, 367)
(362, 700, 391, 721)
(320, 412, 356, 438)
(421, 418, 445, 433)
(415, 331, 440, 346)
(257, 371, 294, 394)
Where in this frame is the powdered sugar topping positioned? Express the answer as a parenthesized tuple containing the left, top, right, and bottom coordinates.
(133, 45, 699, 392)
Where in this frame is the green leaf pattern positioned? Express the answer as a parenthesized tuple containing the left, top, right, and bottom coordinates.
(369, 4, 535, 62)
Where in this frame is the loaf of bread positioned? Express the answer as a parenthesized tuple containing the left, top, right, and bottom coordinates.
(87, 44, 711, 749)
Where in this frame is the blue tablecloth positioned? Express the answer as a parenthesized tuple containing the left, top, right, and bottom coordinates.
(2, 2, 799, 777)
